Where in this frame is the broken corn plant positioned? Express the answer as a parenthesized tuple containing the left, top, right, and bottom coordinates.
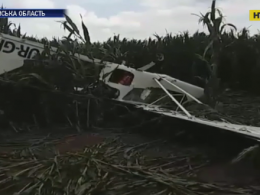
(0, 137, 251, 195)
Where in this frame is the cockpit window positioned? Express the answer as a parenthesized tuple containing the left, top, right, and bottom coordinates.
(109, 69, 134, 86)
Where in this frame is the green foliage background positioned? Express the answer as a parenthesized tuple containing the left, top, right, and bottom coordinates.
(2, 12, 260, 92)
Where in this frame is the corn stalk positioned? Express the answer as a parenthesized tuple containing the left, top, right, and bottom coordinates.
(193, 0, 237, 107)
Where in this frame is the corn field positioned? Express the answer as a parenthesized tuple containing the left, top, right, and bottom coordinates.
(0, 1, 260, 194)
(2, 6, 260, 93)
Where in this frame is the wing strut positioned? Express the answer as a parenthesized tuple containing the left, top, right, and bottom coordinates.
(161, 78, 202, 104)
(153, 78, 191, 117)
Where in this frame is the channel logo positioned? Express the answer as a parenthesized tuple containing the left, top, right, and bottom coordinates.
(249, 10, 260, 21)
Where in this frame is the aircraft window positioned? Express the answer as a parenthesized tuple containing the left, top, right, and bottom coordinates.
(109, 69, 134, 86)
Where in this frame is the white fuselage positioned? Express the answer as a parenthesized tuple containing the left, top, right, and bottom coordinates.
(99, 64, 204, 102)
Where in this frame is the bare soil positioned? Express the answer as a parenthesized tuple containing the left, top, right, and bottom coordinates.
(0, 127, 259, 194)
(56, 130, 260, 192)
(0, 90, 260, 194)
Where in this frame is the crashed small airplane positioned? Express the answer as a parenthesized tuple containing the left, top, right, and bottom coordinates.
(1, 33, 260, 140)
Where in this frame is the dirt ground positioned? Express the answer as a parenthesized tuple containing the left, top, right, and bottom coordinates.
(0, 126, 259, 194)
(218, 90, 260, 126)
(0, 90, 260, 194)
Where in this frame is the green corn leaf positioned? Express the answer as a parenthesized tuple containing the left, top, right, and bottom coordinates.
(80, 14, 91, 45)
